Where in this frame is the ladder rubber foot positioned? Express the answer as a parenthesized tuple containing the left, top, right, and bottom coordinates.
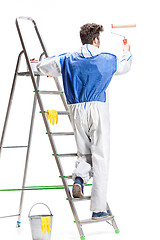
(115, 229, 120, 234)
(80, 236, 86, 240)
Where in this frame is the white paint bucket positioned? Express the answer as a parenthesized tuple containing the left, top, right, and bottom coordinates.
(28, 203, 53, 240)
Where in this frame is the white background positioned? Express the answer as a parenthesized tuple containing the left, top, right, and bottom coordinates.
(0, 0, 160, 240)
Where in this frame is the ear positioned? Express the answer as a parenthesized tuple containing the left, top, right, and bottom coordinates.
(93, 37, 98, 45)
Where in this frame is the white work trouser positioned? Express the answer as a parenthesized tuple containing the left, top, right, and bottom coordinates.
(68, 101, 110, 212)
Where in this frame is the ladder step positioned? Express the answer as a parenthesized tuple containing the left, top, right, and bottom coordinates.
(0, 146, 28, 149)
(17, 71, 40, 76)
(47, 132, 74, 136)
(59, 175, 72, 179)
(57, 111, 69, 115)
(73, 196, 91, 201)
(40, 111, 69, 115)
(79, 215, 114, 225)
(67, 196, 91, 202)
(38, 90, 64, 95)
(53, 153, 77, 157)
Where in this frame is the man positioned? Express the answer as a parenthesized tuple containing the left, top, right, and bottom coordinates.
(37, 23, 132, 219)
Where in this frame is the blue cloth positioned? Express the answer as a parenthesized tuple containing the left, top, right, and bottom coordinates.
(60, 52, 117, 104)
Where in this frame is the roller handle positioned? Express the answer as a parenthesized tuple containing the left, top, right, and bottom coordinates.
(111, 24, 136, 28)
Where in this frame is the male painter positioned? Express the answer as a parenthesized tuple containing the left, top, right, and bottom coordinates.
(37, 23, 132, 219)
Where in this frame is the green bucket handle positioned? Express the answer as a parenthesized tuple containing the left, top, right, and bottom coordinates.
(28, 203, 53, 217)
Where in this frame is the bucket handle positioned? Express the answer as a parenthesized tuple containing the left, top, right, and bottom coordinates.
(28, 203, 53, 217)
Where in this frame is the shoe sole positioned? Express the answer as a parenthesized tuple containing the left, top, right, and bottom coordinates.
(73, 183, 84, 198)
(92, 215, 108, 220)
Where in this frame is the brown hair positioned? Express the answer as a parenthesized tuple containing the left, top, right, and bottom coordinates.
(80, 23, 104, 45)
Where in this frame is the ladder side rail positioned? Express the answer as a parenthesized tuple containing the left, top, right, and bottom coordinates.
(16, 17, 70, 119)
(0, 51, 24, 158)
(17, 53, 44, 226)
(32, 17, 69, 115)
(16, 18, 66, 182)
(52, 76, 70, 118)
(15, 17, 84, 238)
(16, 17, 48, 57)
(107, 203, 119, 232)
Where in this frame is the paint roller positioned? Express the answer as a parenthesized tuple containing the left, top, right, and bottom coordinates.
(111, 24, 136, 45)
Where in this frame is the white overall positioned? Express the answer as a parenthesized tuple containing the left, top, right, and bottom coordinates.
(69, 100, 110, 211)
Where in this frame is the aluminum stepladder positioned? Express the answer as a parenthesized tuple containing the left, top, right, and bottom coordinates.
(0, 17, 120, 239)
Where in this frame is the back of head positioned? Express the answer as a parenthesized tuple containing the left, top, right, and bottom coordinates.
(80, 23, 104, 45)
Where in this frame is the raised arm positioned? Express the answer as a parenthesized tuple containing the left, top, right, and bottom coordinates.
(36, 56, 62, 77)
(115, 43, 132, 75)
